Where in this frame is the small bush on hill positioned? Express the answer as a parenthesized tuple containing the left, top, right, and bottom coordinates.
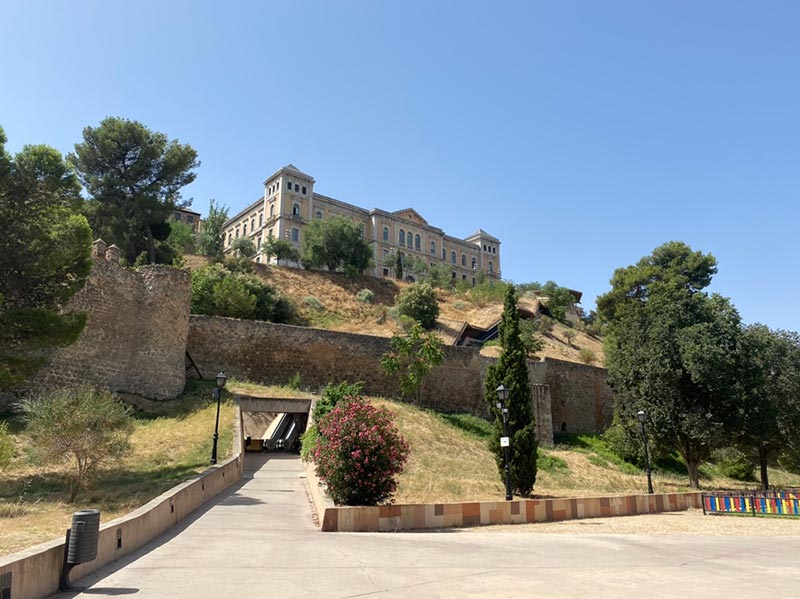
(19, 386, 133, 502)
(312, 397, 409, 506)
(519, 319, 545, 355)
(396, 282, 439, 329)
(356, 289, 374, 304)
(713, 448, 756, 482)
(191, 263, 293, 322)
(304, 296, 325, 311)
(579, 347, 596, 365)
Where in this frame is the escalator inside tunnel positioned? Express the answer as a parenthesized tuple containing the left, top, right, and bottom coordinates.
(243, 411, 309, 453)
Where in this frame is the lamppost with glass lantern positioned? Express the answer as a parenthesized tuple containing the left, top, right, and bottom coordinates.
(637, 409, 654, 494)
(210, 371, 227, 465)
(496, 384, 513, 501)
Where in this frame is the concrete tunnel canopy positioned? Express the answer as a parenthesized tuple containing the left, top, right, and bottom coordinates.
(237, 395, 313, 452)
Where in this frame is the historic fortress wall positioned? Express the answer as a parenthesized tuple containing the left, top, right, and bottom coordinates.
(30, 240, 192, 400)
(187, 316, 614, 443)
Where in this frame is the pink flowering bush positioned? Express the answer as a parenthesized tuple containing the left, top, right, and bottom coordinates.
(312, 397, 410, 506)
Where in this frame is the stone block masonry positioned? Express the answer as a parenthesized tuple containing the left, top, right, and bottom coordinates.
(30, 240, 192, 400)
(188, 316, 615, 444)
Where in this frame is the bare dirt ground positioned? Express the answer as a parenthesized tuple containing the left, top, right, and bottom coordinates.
(468, 508, 800, 536)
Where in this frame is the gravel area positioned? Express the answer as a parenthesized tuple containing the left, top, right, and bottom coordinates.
(464, 508, 800, 536)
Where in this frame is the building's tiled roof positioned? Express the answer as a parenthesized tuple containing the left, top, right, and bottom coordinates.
(466, 229, 500, 243)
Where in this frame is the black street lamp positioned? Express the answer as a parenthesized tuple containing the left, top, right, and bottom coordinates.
(495, 384, 513, 501)
(210, 371, 227, 465)
(637, 409, 654, 494)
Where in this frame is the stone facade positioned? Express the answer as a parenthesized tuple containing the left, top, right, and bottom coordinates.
(222, 164, 501, 283)
(187, 316, 615, 444)
(30, 240, 192, 400)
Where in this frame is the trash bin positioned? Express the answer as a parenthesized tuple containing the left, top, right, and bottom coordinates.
(67, 509, 100, 564)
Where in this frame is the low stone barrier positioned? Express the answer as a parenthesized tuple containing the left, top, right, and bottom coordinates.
(0, 407, 245, 599)
(316, 491, 703, 532)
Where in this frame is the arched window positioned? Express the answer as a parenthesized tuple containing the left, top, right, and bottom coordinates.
(259, 213, 263, 227)
(399, 251, 405, 265)
(451, 251, 456, 264)
(415, 234, 421, 250)
(269, 204, 274, 217)
(489, 261, 494, 273)
(399, 229, 405, 246)
(292, 203, 300, 216)
(383, 227, 389, 241)
(472, 256, 477, 270)
(316, 210, 323, 220)
(430, 241, 436, 254)
(243, 222, 247, 235)
(461, 254, 466, 266)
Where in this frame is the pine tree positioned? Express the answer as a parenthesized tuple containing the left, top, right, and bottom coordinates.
(485, 286, 538, 496)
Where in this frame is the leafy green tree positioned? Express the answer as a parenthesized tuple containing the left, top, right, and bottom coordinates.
(301, 216, 372, 273)
(394, 251, 403, 280)
(0, 128, 93, 390)
(71, 117, 199, 264)
(212, 277, 257, 319)
(231, 237, 256, 258)
(598, 241, 741, 488)
(484, 286, 538, 496)
(519, 319, 545, 355)
(736, 325, 800, 488)
(166, 220, 195, 255)
(265, 237, 300, 266)
(396, 282, 439, 330)
(381, 323, 445, 403)
(20, 385, 133, 502)
(196, 198, 228, 259)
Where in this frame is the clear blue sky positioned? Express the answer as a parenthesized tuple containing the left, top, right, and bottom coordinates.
(3, 1, 798, 331)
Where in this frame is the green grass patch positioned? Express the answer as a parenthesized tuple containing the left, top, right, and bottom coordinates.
(537, 449, 569, 473)
(555, 433, 641, 475)
(436, 412, 493, 440)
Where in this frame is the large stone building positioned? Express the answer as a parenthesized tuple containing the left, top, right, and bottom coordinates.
(222, 164, 501, 283)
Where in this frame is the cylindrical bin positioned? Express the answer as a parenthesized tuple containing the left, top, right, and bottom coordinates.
(67, 509, 100, 564)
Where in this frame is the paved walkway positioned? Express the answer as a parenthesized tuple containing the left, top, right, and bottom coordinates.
(54, 454, 800, 598)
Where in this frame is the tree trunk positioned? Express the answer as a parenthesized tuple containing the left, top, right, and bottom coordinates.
(687, 459, 701, 489)
(145, 223, 156, 264)
(759, 444, 770, 490)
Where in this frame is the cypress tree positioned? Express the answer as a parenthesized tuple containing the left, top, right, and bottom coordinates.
(485, 286, 538, 496)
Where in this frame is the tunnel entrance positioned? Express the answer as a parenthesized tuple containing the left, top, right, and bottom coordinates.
(237, 396, 312, 454)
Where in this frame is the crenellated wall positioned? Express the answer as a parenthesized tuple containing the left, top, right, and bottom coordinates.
(30, 240, 192, 400)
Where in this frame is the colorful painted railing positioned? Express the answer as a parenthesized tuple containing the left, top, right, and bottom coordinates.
(703, 490, 800, 516)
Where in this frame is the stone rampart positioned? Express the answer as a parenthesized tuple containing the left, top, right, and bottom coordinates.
(30, 240, 191, 400)
(188, 316, 615, 443)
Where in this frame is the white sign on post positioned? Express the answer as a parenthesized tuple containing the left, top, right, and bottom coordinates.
(500, 436, 510, 447)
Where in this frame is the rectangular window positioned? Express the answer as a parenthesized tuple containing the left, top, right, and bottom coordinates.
(383, 268, 389, 277)
(302, 186, 307, 195)
(294, 183, 300, 192)
(187, 215, 194, 223)
(291, 228, 299, 242)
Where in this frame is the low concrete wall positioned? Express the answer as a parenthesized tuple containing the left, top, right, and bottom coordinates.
(319, 492, 703, 532)
(0, 408, 245, 599)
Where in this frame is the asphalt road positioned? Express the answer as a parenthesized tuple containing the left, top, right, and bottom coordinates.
(52, 453, 800, 598)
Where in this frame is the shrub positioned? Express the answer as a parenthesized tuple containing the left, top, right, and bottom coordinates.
(537, 316, 555, 334)
(453, 300, 467, 311)
(231, 237, 256, 258)
(19, 386, 133, 502)
(312, 397, 409, 505)
(356, 288, 374, 304)
(191, 263, 292, 323)
(396, 282, 439, 329)
(304, 296, 325, 311)
(519, 319, 545, 355)
(381, 323, 444, 402)
(714, 448, 756, 482)
(301, 380, 365, 461)
(288, 372, 303, 390)
(579, 347, 596, 365)
(563, 328, 577, 346)
(0, 421, 13, 469)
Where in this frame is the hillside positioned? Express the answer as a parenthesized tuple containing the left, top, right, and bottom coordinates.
(185, 256, 604, 366)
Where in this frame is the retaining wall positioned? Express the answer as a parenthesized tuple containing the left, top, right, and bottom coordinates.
(0, 408, 244, 599)
(188, 316, 614, 443)
(318, 492, 703, 532)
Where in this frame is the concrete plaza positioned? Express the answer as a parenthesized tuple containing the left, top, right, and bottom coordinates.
(53, 454, 800, 598)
